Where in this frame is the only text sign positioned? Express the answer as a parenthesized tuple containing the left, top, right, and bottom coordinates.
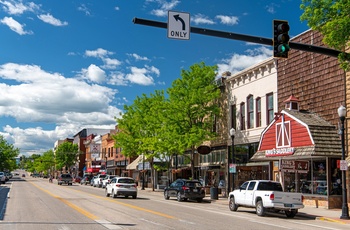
(167, 11, 190, 40)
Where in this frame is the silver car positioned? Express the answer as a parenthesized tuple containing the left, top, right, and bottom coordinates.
(0, 172, 6, 184)
(101, 175, 118, 188)
(105, 177, 137, 199)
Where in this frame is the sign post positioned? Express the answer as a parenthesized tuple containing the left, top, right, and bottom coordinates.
(167, 11, 190, 40)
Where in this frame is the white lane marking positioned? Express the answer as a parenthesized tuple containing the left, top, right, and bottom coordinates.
(95, 219, 122, 229)
(140, 218, 176, 229)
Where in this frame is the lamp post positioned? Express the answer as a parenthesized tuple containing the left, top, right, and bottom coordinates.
(338, 105, 350, 219)
(141, 153, 145, 190)
(230, 128, 236, 193)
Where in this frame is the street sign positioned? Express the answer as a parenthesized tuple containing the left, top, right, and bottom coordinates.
(229, 163, 236, 173)
(340, 160, 348, 171)
(167, 11, 190, 40)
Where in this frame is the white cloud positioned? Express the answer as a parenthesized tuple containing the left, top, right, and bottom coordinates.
(215, 15, 239, 25)
(0, 63, 122, 155)
(37, 13, 68, 26)
(78, 4, 91, 16)
(150, 0, 180, 17)
(128, 53, 150, 61)
(0, 0, 40, 15)
(191, 14, 215, 25)
(81, 64, 106, 83)
(217, 46, 271, 75)
(108, 71, 128, 86)
(266, 3, 279, 14)
(0, 16, 33, 35)
(126, 66, 156, 85)
(85, 48, 121, 69)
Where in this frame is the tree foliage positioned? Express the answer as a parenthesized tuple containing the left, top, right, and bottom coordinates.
(55, 142, 79, 172)
(114, 62, 221, 180)
(167, 62, 220, 178)
(0, 135, 19, 171)
(300, 0, 350, 70)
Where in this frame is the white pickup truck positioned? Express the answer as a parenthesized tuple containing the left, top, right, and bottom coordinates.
(228, 180, 304, 218)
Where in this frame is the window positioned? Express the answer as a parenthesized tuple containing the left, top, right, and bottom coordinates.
(256, 97, 261, 127)
(266, 93, 274, 124)
(247, 95, 254, 129)
(240, 102, 245, 130)
(111, 147, 114, 157)
(248, 182, 256, 190)
(231, 104, 236, 129)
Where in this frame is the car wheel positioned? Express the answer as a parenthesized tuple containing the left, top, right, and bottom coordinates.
(196, 198, 203, 203)
(112, 190, 117, 198)
(132, 195, 137, 199)
(229, 196, 238, 211)
(256, 200, 265, 216)
(285, 209, 297, 218)
(177, 192, 182, 202)
(105, 189, 110, 197)
(164, 191, 170, 200)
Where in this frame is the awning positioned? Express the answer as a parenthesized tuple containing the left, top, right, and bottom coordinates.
(126, 155, 142, 170)
(86, 168, 100, 173)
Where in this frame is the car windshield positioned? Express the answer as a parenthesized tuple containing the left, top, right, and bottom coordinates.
(118, 178, 135, 184)
(185, 181, 202, 187)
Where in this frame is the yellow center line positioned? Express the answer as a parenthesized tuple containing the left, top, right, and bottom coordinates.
(30, 182, 98, 220)
(30, 181, 177, 220)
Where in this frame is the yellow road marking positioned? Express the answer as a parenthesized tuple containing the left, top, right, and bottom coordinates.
(30, 182, 98, 220)
(30, 181, 177, 220)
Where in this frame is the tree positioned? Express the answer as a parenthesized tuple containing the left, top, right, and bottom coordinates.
(55, 142, 79, 172)
(0, 135, 19, 172)
(167, 62, 221, 179)
(37, 150, 55, 175)
(300, 0, 350, 70)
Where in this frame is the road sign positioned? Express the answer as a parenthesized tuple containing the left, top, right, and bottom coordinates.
(340, 160, 348, 171)
(229, 164, 236, 173)
(167, 11, 190, 40)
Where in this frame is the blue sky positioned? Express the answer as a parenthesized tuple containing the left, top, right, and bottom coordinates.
(0, 0, 309, 156)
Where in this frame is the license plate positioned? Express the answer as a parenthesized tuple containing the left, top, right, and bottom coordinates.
(193, 189, 197, 192)
(124, 185, 130, 188)
(284, 204, 293, 207)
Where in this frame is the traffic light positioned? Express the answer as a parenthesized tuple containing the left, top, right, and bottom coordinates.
(273, 20, 290, 58)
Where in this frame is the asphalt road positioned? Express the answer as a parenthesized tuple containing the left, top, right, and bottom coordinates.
(1, 171, 349, 230)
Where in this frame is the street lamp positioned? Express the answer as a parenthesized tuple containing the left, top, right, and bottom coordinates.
(141, 153, 145, 190)
(229, 128, 236, 194)
(338, 105, 350, 219)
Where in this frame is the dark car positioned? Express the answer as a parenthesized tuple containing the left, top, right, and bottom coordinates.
(80, 175, 93, 185)
(164, 179, 205, 202)
(57, 174, 73, 185)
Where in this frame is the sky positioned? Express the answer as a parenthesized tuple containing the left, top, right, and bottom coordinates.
(0, 0, 310, 156)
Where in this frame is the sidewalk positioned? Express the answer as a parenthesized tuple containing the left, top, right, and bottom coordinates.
(141, 188, 350, 225)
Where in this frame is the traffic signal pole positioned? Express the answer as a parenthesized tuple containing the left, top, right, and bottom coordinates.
(133, 17, 343, 58)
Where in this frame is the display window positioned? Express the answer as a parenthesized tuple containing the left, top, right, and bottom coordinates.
(281, 159, 342, 196)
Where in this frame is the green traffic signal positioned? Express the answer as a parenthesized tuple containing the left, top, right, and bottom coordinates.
(273, 20, 290, 58)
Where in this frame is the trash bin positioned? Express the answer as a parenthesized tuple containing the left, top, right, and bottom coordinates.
(210, 187, 218, 200)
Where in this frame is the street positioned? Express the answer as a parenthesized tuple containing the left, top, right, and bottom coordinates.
(0, 173, 349, 230)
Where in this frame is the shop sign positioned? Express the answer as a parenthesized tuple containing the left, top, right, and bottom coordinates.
(265, 147, 295, 157)
(280, 160, 309, 173)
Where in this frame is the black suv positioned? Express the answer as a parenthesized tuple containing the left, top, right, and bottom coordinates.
(164, 179, 205, 202)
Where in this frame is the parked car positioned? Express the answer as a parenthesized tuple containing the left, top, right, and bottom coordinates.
(105, 177, 137, 199)
(101, 175, 118, 188)
(164, 179, 205, 202)
(0, 172, 6, 184)
(57, 174, 73, 186)
(73, 176, 82, 183)
(93, 174, 107, 188)
(228, 180, 304, 218)
(80, 175, 93, 185)
(90, 176, 97, 186)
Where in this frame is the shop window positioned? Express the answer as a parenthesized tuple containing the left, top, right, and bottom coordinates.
(283, 159, 328, 195)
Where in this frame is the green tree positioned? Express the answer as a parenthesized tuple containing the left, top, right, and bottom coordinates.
(55, 142, 79, 172)
(167, 62, 221, 179)
(37, 150, 55, 175)
(300, 0, 350, 70)
(0, 135, 19, 172)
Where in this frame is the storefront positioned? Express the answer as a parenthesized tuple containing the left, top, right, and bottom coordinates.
(251, 97, 343, 208)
